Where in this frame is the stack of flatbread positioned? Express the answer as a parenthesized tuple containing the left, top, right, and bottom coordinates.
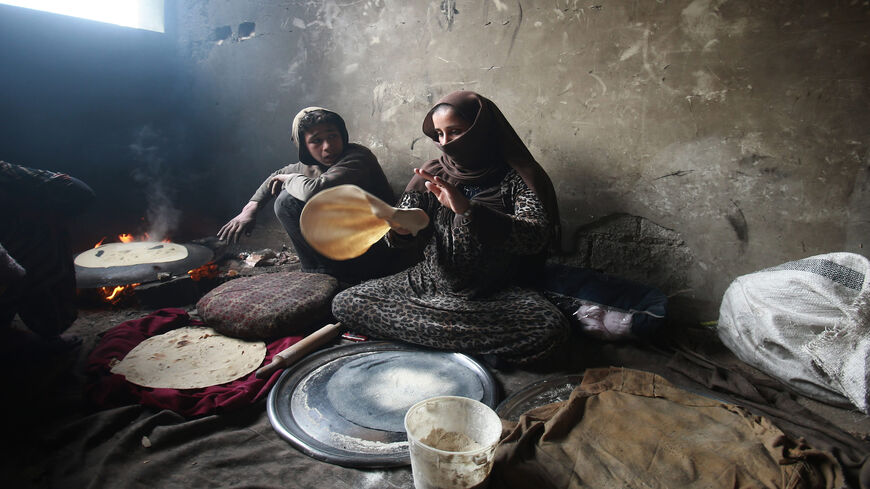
(111, 326, 267, 389)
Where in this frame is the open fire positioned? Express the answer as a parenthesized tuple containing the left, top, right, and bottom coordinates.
(188, 262, 219, 281)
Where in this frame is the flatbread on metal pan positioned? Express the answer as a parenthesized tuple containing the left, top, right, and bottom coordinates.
(110, 326, 267, 389)
(75, 241, 189, 268)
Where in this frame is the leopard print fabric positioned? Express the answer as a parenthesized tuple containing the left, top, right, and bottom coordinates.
(332, 169, 569, 365)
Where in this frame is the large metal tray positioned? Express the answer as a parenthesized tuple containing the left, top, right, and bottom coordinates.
(266, 341, 498, 468)
(496, 373, 584, 422)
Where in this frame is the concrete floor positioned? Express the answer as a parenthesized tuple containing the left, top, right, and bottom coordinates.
(2, 266, 869, 488)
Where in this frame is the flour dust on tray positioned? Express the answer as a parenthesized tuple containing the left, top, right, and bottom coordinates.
(110, 326, 267, 389)
(325, 351, 485, 432)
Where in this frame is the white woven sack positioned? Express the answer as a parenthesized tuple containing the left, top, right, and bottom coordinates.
(717, 252, 870, 412)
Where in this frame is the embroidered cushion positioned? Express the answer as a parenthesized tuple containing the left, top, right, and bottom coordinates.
(196, 271, 338, 340)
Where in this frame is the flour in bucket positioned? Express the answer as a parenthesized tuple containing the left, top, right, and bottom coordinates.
(404, 396, 502, 489)
(421, 428, 483, 452)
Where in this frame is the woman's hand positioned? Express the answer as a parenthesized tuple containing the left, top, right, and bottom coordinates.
(414, 168, 470, 215)
(268, 174, 296, 195)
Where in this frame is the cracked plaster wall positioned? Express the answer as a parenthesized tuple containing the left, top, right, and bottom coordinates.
(179, 0, 870, 316)
(0, 1, 866, 317)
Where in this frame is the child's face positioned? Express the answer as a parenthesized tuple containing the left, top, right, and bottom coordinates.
(304, 123, 344, 165)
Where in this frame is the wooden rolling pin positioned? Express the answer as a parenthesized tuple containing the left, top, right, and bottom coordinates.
(255, 322, 343, 378)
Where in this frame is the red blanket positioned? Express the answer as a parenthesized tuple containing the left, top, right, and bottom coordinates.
(86, 308, 301, 416)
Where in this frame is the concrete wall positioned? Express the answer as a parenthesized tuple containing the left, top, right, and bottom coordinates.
(2, 1, 867, 319)
(0, 3, 233, 247)
(178, 0, 869, 317)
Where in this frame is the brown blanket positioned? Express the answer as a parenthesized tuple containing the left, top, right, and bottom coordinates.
(491, 367, 843, 489)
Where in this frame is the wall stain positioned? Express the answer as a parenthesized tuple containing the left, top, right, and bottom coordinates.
(654, 169, 694, 180)
(726, 200, 749, 244)
(506, 0, 523, 60)
(410, 136, 427, 150)
(440, 0, 458, 31)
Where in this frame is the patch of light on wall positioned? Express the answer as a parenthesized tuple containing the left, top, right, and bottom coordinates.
(1, 0, 164, 33)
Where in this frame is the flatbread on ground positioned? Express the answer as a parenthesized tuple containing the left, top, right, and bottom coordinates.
(110, 326, 267, 389)
(75, 241, 189, 268)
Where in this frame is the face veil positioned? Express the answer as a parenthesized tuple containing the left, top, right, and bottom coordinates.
(408, 91, 561, 243)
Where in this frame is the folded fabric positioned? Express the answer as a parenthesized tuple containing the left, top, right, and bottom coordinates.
(85, 308, 301, 417)
(490, 367, 843, 489)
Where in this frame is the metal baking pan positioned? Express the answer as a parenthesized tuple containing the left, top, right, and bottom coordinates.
(266, 341, 498, 468)
(496, 373, 584, 422)
(74, 243, 213, 288)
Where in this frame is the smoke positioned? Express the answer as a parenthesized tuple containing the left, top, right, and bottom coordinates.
(129, 125, 181, 242)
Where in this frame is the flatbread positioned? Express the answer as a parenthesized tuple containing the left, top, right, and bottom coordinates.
(110, 326, 267, 389)
(300, 185, 428, 260)
(75, 241, 188, 268)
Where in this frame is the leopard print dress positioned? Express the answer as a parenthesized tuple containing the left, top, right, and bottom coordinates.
(331, 169, 569, 365)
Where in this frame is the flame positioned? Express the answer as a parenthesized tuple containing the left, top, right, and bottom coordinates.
(97, 283, 140, 304)
(188, 262, 218, 281)
(93, 232, 173, 249)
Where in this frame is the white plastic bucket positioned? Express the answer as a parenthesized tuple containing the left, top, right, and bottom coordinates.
(404, 396, 502, 489)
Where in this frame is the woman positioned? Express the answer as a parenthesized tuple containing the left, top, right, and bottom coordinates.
(332, 91, 569, 365)
(218, 107, 396, 283)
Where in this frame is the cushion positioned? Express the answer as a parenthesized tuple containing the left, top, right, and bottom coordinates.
(196, 271, 338, 340)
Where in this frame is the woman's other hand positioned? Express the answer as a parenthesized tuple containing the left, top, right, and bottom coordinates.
(217, 201, 259, 243)
(414, 168, 470, 215)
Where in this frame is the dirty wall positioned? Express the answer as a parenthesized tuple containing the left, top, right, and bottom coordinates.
(180, 0, 869, 317)
(1, 1, 866, 320)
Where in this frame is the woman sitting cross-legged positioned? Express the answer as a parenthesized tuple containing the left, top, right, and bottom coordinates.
(332, 91, 569, 366)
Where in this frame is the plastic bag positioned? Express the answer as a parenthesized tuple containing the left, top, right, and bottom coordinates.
(717, 252, 870, 412)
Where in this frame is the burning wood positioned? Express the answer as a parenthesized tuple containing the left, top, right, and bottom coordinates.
(188, 262, 219, 281)
(97, 283, 140, 304)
